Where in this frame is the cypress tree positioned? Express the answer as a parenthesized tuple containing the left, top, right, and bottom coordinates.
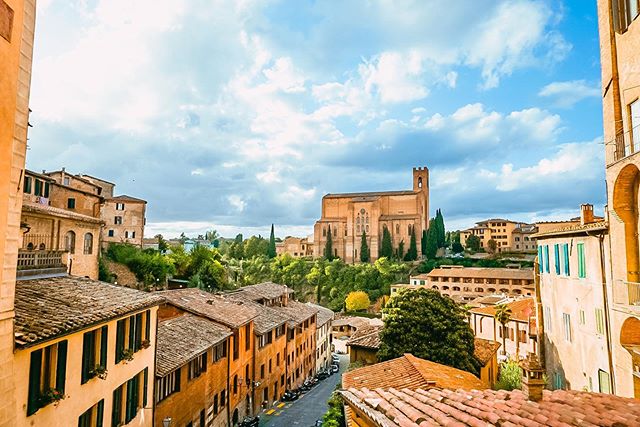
(405, 226, 418, 261)
(380, 226, 393, 259)
(324, 225, 334, 260)
(360, 232, 370, 263)
(267, 224, 277, 258)
(397, 240, 405, 260)
(425, 218, 438, 259)
(436, 209, 446, 248)
(421, 229, 427, 257)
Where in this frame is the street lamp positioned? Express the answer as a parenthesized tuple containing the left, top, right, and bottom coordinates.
(162, 417, 172, 427)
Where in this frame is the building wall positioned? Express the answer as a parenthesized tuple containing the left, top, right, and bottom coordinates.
(469, 314, 535, 360)
(349, 346, 377, 366)
(0, 1, 36, 425)
(597, 0, 640, 399)
(537, 234, 612, 393)
(316, 320, 332, 372)
(102, 200, 146, 248)
(155, 342, 229, 427)
(14, 307, 158, 427)
(286, 316, 316, 389)
(479, 353, 499, 388)
(275, 237, 310, 258)
(45, 183, 102, 218)
(253, 330, 287, 414)
(313, 168, 428, 263)
(227, 322, 254, 422)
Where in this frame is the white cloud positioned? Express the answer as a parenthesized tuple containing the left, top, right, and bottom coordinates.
(256, 167, 282, 183)
(228, 195, 246, 212)
(538, 80, 600, 107)
(360, 50, 429, 103)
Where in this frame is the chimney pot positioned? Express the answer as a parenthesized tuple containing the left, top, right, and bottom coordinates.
(580, 204, 594, 226)
(520, 353, 545, 402)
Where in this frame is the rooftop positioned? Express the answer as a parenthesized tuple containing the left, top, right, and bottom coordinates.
(15, 276, 163, 348)
(156, 313, 231, 376)
(107, 194, 147, 203)
(533, 220, 608, 239)
(22, 201, 103, 224)
(332, 316, 371, 328)
(224, 294, 290, 334)
(277, 299, 318, 326)
(232, 282, 294, 302)
(470, 298, 535, 322)
(342, 354, 486, 391)
(306, 303, 334, 327)
(324, 190, 417, 199)
(159, 288, 258, 328)
(346, 324, 383, 350)
(413, 267, 534, 281)
(340, 387, 640, 427)
(474, 338, 501, 366)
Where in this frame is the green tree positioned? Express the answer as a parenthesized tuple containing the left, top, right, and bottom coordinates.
(465, 234, 481, 251)
(244, 235, 269, 258)
(421, 229, 427, 258)
(424, 219, 438, 259)
(380, 226, 393, 259)
(487, 238, 498, 254)
(379, 288, 479, 374)
(405, 226, 418, 261)
(268, 224, 277, 258)
(495, 360, 522, 391)
(155, 234, 169, 252)
(435, 209, 446, 248)
(324, 225, 334, 260)
(360, 232, 370, 263)
(228, 234, 245, 259)
(494, 304, 512, 356)
(452, 241, 464, 253)
(322, 391, 345, 427)
(396, 239, 405, 261)
(345, 291, 370, 312)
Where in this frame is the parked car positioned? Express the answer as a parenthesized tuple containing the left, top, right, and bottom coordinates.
(317, 370, 329, 380)
(331, 364, 339, 373)
(282, 390, 299, 401)
(312, 420, 323, 427)
(239, 416, 260, 427)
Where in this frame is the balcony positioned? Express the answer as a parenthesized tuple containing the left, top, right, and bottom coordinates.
(613, 280, 640, 310)
(608, 124, 640, 165)
(17, 250, 68, 279)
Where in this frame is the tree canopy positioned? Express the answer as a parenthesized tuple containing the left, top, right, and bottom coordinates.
(324, 225, 334, 260)
(360, 232, 370, 263)
(465, 234, 481, 251)
(405, 226, 418, 261)
(380, 226, 393, 259)
(424, 219, 438, 259)
(267, 224, 277, 258)
(345, 291, 371, 312)
(379, 288, 479, 374)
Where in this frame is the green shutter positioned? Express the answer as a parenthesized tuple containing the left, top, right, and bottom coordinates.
(538, 246, 543, 273)
(554, 244, 560, 275)
(145, 310, 150, 341)
(116, 319, 125, 363)
(27, 349, 43, 416)
(100, 326, 108, 367)
(143, 368, 148, 407)
(112, 387, 122, 427)
(82, 332, 93, 383)
(44, 182, 50, 198)
(544, 246, 550, 273)
(577, 243, 586, 278)
(563, 244, 570, 276)
(134, 313, 143, 351)
(34, 179, 41, 196)
(96, 399, 104, 427)
(128, 317, 135, 351)
(56, 340, 68, 393)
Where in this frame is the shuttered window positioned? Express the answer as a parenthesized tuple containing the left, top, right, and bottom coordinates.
(577, 243, 586, 278)
(82, 326, 108, 384)
(113, 369, 145, 426)
(544, 246, 550, 273)
(537, 246, 544, 273)
(78, 399, 104, 427)
(115, 311, 150, 364)
(554, 244, 560, 275)
(595, 308, 606, 335)
(563, 243, 570, 276)
(27, 340, 68, 416)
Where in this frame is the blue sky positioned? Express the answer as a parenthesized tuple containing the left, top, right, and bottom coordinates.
(27, 0, 605, 238)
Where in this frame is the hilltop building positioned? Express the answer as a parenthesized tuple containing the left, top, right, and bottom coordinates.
(275, 236, 313, 258)
(460, 219, 537, 253)
(314, 167, 429, 263)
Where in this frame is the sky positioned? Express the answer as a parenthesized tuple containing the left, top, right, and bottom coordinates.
(27, 0, 605, 239)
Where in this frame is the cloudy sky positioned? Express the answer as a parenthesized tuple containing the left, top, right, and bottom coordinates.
(27, 0, 605, 238)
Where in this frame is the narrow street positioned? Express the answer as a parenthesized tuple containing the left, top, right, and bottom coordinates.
(260, 354, 348, 426)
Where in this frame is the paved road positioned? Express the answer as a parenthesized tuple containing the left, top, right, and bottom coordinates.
(260, 354, 348, 426)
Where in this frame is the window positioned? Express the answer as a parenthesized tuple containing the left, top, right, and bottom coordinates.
(599, 370, 611, 394)
(34, 179, 42, 196)
(213, 341, 227, 362)
(188, 352, 207, 380)
(260, 364, 265, 379)
(554, 372, 564, 390)
(83, 233, 94, 255)
(114, 216, 122, 225)
(233, 330, 239, 360)
(64, 177, 70, 186)
(220, 390, 226, 406)
(116, 203, 125, 210)
(81, 326, 108, 384)
(213, 394, 219, 415)
(577, 243, 586, 278)
(631, 98, 640, 150)
(108, 229, 114, 237)
(276, 353, 280, 366)
(27, 340, 68, 416)
(562, 313, 572, 342)
(245, 325, 251, 351)
(78, 399, 104, 427)
(544, 306, 552, 332)
(563, 243, 570, 276)
(233, 375, 238, 394)
(67, 198, 76, 209)
(595, 308, 605, 335)
(544, 245, 550, 273)
(613, 0, 640, 33)
(65, 231, 76, 254)
(156, 370, 180, 403)
(115, 311, 151, 363)
(112, 369, 148, 426)
(579, 310, 586, 325)
(269, 359, 272, 373)
(24, 176, 32, 194)
(258, 331, 273, 349)
(275, 325, 285, 338)
(125, 231, 130, 238)
(554, 244, 560, 275)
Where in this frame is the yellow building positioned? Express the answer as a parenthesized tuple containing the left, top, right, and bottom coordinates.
(14, 276, 162, 427)
(314, 167, 429, 263)
(275, 236, 312, 258)
(460, 219, 537, 253)
(597, 0, 640, 399)
(0, 1, 36, 425)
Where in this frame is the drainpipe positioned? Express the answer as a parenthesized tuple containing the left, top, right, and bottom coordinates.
(226, 338, 231, 427)
(592, 230, 616, 395)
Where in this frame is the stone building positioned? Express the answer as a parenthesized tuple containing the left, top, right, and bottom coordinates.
(275, 236, 313, 258)
(313, 167, 429, 263)
(14, 276, 161, 427)
(0, 2, 36, 425)
(534, 205, 613, 393)
(307, 303, 334, 372)
(460, 219, 537, 253)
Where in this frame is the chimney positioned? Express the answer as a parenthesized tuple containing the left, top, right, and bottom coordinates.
(520, 353, 545, 402)
(580, 204, 594, 225)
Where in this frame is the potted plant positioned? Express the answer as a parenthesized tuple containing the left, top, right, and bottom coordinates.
(90, 365, 108, 380)
(39, 388, 65, 406)
(141, 339, 151, 349)
(120, 348, 134, 362)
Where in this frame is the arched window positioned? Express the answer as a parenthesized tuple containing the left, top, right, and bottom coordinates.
(38, 243, 46, 250)
(26, 242, 34, 251)
(65, 231, 76, 254)
(84, 233, 93, 255)
(322, 228, 326, 237)
(418, 177, 423, 188)
(395, 224, 400, 234)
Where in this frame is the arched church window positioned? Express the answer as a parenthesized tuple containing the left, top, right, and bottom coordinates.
(396, 224, 400, 234)
(418, 177, 423, 188)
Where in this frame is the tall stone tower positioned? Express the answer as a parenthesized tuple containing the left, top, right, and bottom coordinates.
(413, 167, 430, 230)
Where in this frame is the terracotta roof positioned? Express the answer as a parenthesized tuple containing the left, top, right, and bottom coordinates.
(342, 354, 486, 391)
(107, 194, 147, 203)
(332, 316, 370, 328)
(324, 190, 417, 199)
(347, 325, 383, 350)
(341, 387, 640, 427)
(532, 220, 608, 238)
(224, 295, 290, 334)
(22, 201, 103, 224)
(156, 314, 231, 376)
(470, 298, 535, 322)
(14, 276, 163, 348)
(277, 300, 318, 326)
(307, 303, 334, 327)
(474, 338, 501, 366)
(414, 267, 534, 281)
(159, 288, 258, 328)
(232, 282, 294, 301)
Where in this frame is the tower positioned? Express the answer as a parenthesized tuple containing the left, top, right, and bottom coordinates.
(413, 167, 430, 231)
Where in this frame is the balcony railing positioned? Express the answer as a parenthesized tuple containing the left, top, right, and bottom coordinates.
(22, 233, 54, 250)
(17, 250, 67, 278)
(613, 280, 640, 309)
(609, 124, 640, 165)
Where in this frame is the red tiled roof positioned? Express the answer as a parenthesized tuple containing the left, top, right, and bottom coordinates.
(470, 298, 535, 322)
(474, 338, 501, 366)
(414, 267, 534, 281)
(342, 354, 486, 391)
(346, 324, 383, 350)
(341, 387, 640, 426)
